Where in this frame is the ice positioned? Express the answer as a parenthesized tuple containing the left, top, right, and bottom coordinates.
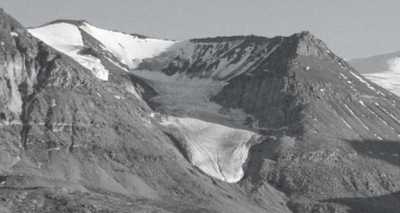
(28, 23, 109, 81)
(161, 116, 258, 183)
(80, 23, 175, 69)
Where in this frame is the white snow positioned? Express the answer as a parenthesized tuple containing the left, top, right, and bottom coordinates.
(5, 62, 23, 114)
(364, 66, 400, 96)
(10, 32, 18, 37)
(374, 102, 400, 125)
(51, 99, 57, 107)
(125, 84, 142, 100)
(209, 46, 259, 80)
(344, 104, 369, 130)
(359, 100, 366, 107)
(161, 116, 258, 183)
(80, 23, 175, 69)
(339, 73, 348, 80)
(340, 117, 353, 130)
(28, 23, 109, 81)
(349, 71, 376, 92)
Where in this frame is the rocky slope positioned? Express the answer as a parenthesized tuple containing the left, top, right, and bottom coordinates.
(1, 8, 400, 213)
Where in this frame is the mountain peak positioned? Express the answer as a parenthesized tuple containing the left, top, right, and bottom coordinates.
(290, 30, 331, 57)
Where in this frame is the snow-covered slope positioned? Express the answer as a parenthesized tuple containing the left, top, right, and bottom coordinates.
(351, 54, 400, 96)
(29, 21, 176, 80)
(80, 23, 175, 69)
(28, 22, 109, 80)
(161, 116, 258, 183)
(364, 71, 400, 96)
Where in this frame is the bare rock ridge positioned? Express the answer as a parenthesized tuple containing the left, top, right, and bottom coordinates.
(1, 8, 400, 213)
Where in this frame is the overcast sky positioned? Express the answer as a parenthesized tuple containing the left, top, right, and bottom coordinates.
(2, 0, 400, 59)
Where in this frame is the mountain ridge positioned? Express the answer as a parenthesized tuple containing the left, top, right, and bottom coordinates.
(1, 8, 400, 213)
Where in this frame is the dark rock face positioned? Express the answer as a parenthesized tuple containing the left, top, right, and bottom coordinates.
(212, 33, 400, 212)
(2, 8, 400, 213)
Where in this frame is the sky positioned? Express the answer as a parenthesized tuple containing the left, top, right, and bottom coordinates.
(1, 0, 400, 59)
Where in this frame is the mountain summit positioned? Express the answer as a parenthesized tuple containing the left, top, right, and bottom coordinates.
(1, 9, 400, 213)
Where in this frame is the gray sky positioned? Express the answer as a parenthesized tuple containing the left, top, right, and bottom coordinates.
(2, 0, 400, 59)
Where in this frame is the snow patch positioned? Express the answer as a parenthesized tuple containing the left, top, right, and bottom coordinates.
(349, 71, 376, 92)
(344, 104, 369, 130)
(363, 58, 400, 96)
(340, 117, 353, 130)
(125, 84, 142, 100)
(10, 32, 18, 37)
(161, 116, 258, 183)
(28, 23, 109, 81)
(6, 62, 23, 114)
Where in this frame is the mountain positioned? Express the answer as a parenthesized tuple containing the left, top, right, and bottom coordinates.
(2, 8, 400, 213)
(350, 51, 400, 96)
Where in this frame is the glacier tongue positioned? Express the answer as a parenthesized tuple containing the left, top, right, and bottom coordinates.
(134, 69, 257, 182)
(161, 116, 258, 183)
(28, 23, 109, 81)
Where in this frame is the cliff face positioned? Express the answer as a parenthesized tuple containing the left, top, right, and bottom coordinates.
(2, 8, 400, 213)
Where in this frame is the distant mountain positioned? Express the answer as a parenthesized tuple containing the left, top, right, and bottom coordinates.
(2, 8, 400, 213)
(350, 52, 400, 96)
